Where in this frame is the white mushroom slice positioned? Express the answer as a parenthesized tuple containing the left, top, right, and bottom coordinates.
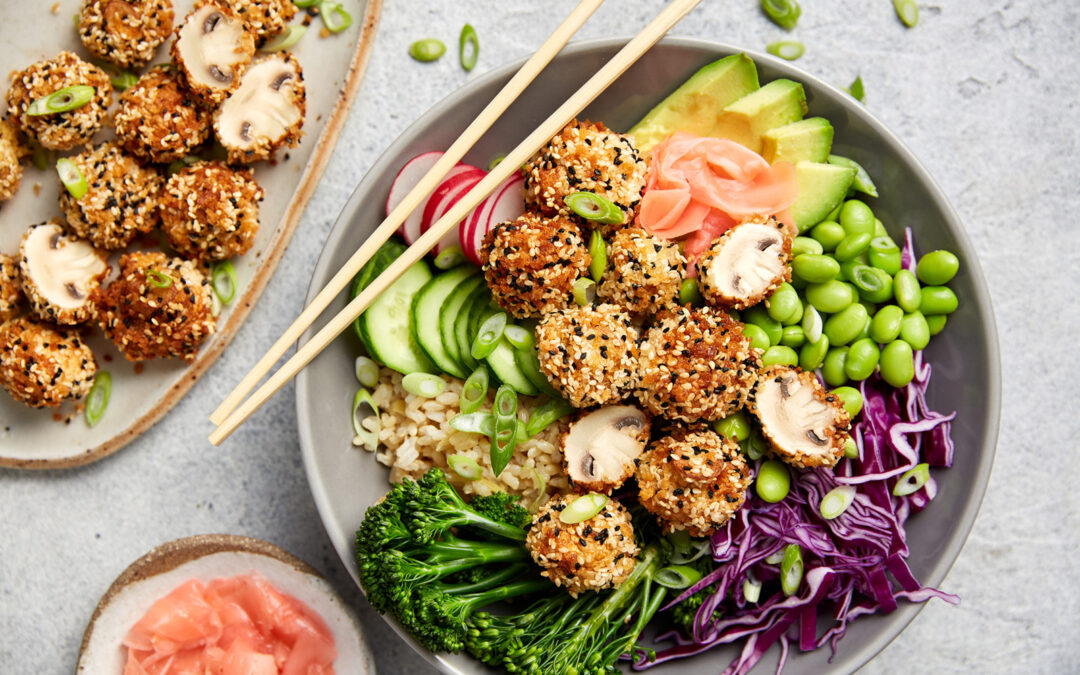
(76, 534, 374, 674)
(19, 221, 106, 325)
(698, 216, 793, 310)
(749, 365, 849, 468)
(175, 4, 254, 100)
(561, 405, 650, 493)
(216, 54, 304, 163)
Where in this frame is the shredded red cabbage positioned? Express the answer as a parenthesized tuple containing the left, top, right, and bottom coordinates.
(635, 232, 960, 674)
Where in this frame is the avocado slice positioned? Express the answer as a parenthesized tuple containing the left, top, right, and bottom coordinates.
(791, 161, 856, 232)
(761, 117, 834, 164)
(712, 79, 808, 154)
(627, 53, 759, 153)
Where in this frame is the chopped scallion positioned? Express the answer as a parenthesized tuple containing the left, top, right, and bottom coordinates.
(848, 75, 866, 102)
(319, 1, 352, 33)
(450, 411, 494, 436)
(563, 191, 624, 225)
(572, 277, 595, 306)
(448, 454, 484, 480)
(761, 0, 801, 30)
(354, 356, 379, 389)
(503, 325, 534, 351)
(655, 565, 704, 590)
(433, 245, 466, 270)
(460, 366, 489, 414)
(471, 312, 506, 360)
(146, 269, 173, 288)
(56, 158, 87, 199)
(588, 229, 606, 282)
(487, 154, 506, 171)
(292, 0, 319, 7)
(459, 23, 479, 72)
(780, 544, 804, 596)
(893, 0, 919, 27)
(490, 385, 518, 476)
(843, 435, 859, 459)
(802, 305, 823, 343)
(819, 485, 857, 519)
(26, 85, 95, 116)
(743, 577, 762, 603)
(350, 388, 379, 450)
(261, 24, 307, 52)
(559, 492, 607, 524)
(211, 260, 237, 305)
(402, 372, 447, 398)
(84, 371, 111, 427)
(893, 462, 930, 496)
(110, 71, 138, 91)
(766, 40, 805, 61)
(523, 397, 573, 437)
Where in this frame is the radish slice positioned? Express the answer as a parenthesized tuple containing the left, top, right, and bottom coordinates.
(462, 175, 525, 264)
(421, 166, 484, 233)
(387, 151, 443, 243)
(427, 171, 485, 254)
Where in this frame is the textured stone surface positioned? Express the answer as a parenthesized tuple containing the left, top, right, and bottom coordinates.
(2, 0, 1078, 673)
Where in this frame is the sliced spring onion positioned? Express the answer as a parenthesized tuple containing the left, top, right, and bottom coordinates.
(850, 264, 885, 293)
(761, 0, 801, 30)
(261, 24, 307, 52)
(351, 388, 379, 450)
(780, 544, 804, 596)
(459, 23, 479, 72)
(524, 397, 573, 437)
(503, 325, 533, 351)
(146, 269, 173, 288)
(110, 71, 138, 91)
(573, 277, 595, 306)
(471, 312, 507, 360)
(563, 192, 625, 225)
(848, 75, 866, 102)
(743, 577, 762, 603)
(167, 155, 201, 175)
(820, 485, 857, 520)
(293, 0, 320, 7)
(319, 1, 352, 32)
(765, 550, 785, 565)
(448, 454, 484, 480)
(588, 229, 607, 282)
(354, 356, 379, 388)
(893, 462, 930, 496)
(802, 305, 823, 343)
(409, 38, 446, 62)
(402, 372, 447, 398)
(433, 246, 466, 270)
(679, 278, 702, 306)
(450, 411, 494, 436)
(559, 492, 607, 524)
(893, 0, 919, 27)
(530, 467, 548, 512)
(843, 435, 859, 459)
(655, 565, 704, 590)
(56, 158, 87, 199)
(487, 154, 506, 171)
(490, 385, 518, 476)
(84, 371, 111, 427)
(26, 85, 95, 116)
(669, 537, 711, 565)
(766, 40, 805, 61)
(460, 366, 489, 414)
(211, 260, 237, 305)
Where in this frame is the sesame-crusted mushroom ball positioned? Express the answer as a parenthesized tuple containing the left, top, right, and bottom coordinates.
(481, 211, 590, 319)
(523, 119, 647, 234)
(5, 51, 112, 151)
(78, 0, 175, 69)
(215, 0, 297, 43)
(636, 425, 752, 537)
(114, 69, 211, 164)
(0, 120, 27, 203)
(19, 221, 108, 326)
(59, 142, 163, 250)
(171, 3, 257, 107)
(597, 227, 685, 316)
(160, 161, 263, 262)
(536, 303, 639, 408)
(92, 251, 216, 362)
(697, 216, 794, 310)
(636, 306, 760, 423)
(214, 52, 305, 164)
(526, 494, 639, 596)
(748, 365, 851, 469)
(0, 255, 23, 322)
(0, 316, 97, 408)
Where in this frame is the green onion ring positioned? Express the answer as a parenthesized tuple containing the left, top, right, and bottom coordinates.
(802, 305, 823, 343)
(409, 38, 446, 63)
(572, 277, 595, 306)
(450, 411, 494, 436)
(530, 467, 548, 512)
(402, 372, 447, 398)
(743, 577, 762, 603)
(459, 23, 479, 72)
(354, 356, 379, 389)
(764, 550, 785, 565)
(487, 154, 505, 171)
(460, 366, 489, 415)
(351, 388, 379, 450)
(819, 485, 857, 520)
(766, 40, 805, 61)
(893, 462, 931, 496)
(146, 269, 173, 288)
(780, 544, 804, 596)
(26, 85, 95, 116)
(448, 454, 484, 481)
(292, 0, 319, 7)
(261, 24, 307, 52)
(761, 0, 801, 30)
(211, 260, 237, 305)
(110, 71, 138, 91)
(563, 192, 625, 225)
(84, 371, 111, 428)
(655, 565, 704, 590)
(56, 158, 87, 199)
(31, 145, 53, 172)
(433, 245, 466, 270)
(503, 325, 534, 351)
(524, 397, 573, 437)
(850, 264, 885, 293)
(471, 312, 506, 360)
(843, 435, 859, 459)
(588, 229, 607, 282)
(319, 1, 352, 33)
(559, 492, 608, 524)
(490, 385, 519, 476)
(893, 0, 919, 27)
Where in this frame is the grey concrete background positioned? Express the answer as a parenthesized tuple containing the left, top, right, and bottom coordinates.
(2, 0, 1078, 673)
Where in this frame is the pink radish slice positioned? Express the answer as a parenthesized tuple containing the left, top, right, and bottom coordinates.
(427, 172, 486, 255)
(462, 175, 525, 264)
(420, 166, 484, 234)
(387, 151, 443, 241)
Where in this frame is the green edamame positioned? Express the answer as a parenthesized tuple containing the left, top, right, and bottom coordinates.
(767, 283, 802, 324)
(870, 305, 904, 343)
(792, 254, 841, 283)
(893, 269, 922, 313)
(799, 334, 829, 371)
(843, 435, 859, 459)
(822, 347, 849, 386)
(810, 220, 845, 251)
(834, 232, 872, 262)
(756, 459, 791, 503)
(880, 339, 915, 387)
(743, 306, 783, 344)
(839, 200, 876, 237)
(743, 323, 771, 351)
(916, 250, 960, 285)
(919, 286, 958, 315)
(830, 385, 863, 417)
(762, 345, 799, 367)
(900, 311, 930, 350)
(868, 236, 903, 275)
(926, 314, 947, 336)
(713, 411, 752, 441)
(845, 337, 880, 381)
(824, 303, 869, 346)
(780, 324, 805, 348)
(806, 280, 856, 313)
(791, 236, 824, 258)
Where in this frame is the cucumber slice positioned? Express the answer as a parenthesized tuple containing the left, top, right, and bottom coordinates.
(485, 338, 539, 396)
(350, 238, 409, 347)
(356, 260, 436, 374)
(411, 266, 480, 378)
(440, 274, 485, 368)
(456, 284, 490, 372)
(514, 341, 560, 398)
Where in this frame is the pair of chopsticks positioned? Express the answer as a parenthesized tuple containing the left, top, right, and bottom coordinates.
(209, 0, 702, 445)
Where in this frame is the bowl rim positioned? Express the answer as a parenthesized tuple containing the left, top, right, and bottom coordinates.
(297, 35, 1002, 674)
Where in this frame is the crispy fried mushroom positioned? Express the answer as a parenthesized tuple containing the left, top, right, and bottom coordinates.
(18, 221, 107, 326)
(0, 316, 97, 408)
(561, 405, 650, 494)
(5, 51, 112, 150)
(114, 69, 211, 163)
(214, 53, 305, 164)
(0, 120, 27, 203)
(171, 3, 256, 107)
(78, 0, 175, 69)
(748, 365, 850, 469)
(697, 216, 794, 310)
(0, 254, 23, 322)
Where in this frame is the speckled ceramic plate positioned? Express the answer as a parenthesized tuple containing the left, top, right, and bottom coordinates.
(0, 0, 382, 468)
(296, 38, 1000, 675)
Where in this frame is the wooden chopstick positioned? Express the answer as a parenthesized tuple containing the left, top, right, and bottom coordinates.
(208, 0, 606, 426)
(209, 0, 703, 445)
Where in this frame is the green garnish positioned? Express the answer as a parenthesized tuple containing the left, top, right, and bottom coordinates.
(402, 372, 447, 398)
(351, 387, 379, 450)
(523, 397, 573, 437)
(587, 229, 606, 282)
(447, 454, 484, 480)
(211, 260, 237, 305)
(460, 366, 489, 414)
(56, 158, 87, 199)
(471, 312, 506, 360)
(319, 1, 352, 33)
(819, 485, 857, 520)
(84, 371, 111, 428)
(409, 38, 447, 63)
(563, 191, 624, 225)
(292, 0, 319, 7)
(893, 462, 930, 496)
(354, 355, 379, 389)
(450, 411, 494, 436)
(559, 492, 607, 524)
(459, 23, 479, 72)
(146, 269, 173, 288)
(490, 385, 518, 476)
(848, 75, 865, 102)
(893, 0, 919, 27)
(433, 245, 466, 270)
(572, 277, 595, 306)
(261, 25, 307, 52)
(761, 0, 801, 30)
(487, 153, 505, 171)
(655, 565, 704, 590)
(26, 85, 95, 116)
(766, 40, 805, 61)
(502, 325, 533, 351)
(780, 544, 804, 595)
(110, 71, 138, 91)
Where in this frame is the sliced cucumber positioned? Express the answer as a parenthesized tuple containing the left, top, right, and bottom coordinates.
(440, 273, 485, 369)
(351, 238, 409, 348)
(486, 338, 539, 396)
(356, 259, 436, 374)
(515, 341, 560, 398)
(456, 284, 490, 372)
(411, 266, 480, 378)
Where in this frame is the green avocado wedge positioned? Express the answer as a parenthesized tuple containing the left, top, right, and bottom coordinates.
(791, 161, 857, 232)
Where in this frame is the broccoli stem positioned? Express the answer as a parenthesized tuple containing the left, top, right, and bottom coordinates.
(439, 563, 531, 595)
(579, 545, 663, 640)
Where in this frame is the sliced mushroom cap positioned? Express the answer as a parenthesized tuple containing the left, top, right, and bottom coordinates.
(749, 365, 850, 468)
(175, 4, 254, 94)
(699, 217, 793, 310)
(216, 54, 304, 160)
(19, 221, 106, 325)
(561, 405, 650, 493)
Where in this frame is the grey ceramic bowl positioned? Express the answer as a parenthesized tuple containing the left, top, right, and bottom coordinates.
(297, 37, 1001, 674)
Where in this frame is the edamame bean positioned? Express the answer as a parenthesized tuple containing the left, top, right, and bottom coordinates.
(919, 286, 958, 315)
(762, 345, 799, 367)
(806, 280, 856, 313)
(743, 306, 783, 344)
(830, 386, 863, 417)
(756, 460, 791, 503)
(792, 254, 841, 283)
(743, 323, 771, 351)
(916, 250, 960, 285)
(767, 283, 802, 324)
(880, 339, 915, 387)
(893, 269, 922, 313)
(926, 314, 947, 336)
(713, 411, 751, 442)
(868, 236, 903, 275)
(834, 232, 872, 262)
(824, 303, 869, 346)
(900, 311, 930, 350)
(822, 347, 849, 386)
(870, 305, 904, 343)
(839, 200, 876, 237)
(845, 338, 880, 381)
(810, 220, 845, 251)
(780, 325, 806, 347)
(799, 335, 830, 371)
(854, 317, 872, 341)
(791, 236, 824, 258)
(843, 435, 859, 459)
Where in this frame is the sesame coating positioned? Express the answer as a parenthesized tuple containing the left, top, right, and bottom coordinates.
(597, 227, 685, 316)
(0, 254, 23, 322)
(114, 69, 211, 164)
(213, 52, 306, 164)
(171, 3, 257, 107)
(92, 251, 216, 362)
(5, 51, 113, 151)
(78, 0, 175, 69)
(59, 142, 163, 250)
(0, 119, 26, 203)
(636, 306, 760, 423)
(697, 216, 794, 311)
(214, 0, 297, 42)
(0, 316, 97, 408)
(535, 303, 639, 409)
(481, 211, 590, 319)
(636, 425, 752, 537)
(526, 494, 639, 596)
(160, 161, 263, 262)
(19, 221, 108, 326)
(523, 119, 647, 234)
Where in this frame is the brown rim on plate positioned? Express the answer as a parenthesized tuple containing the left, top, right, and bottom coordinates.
(2, 0, 384, 470)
